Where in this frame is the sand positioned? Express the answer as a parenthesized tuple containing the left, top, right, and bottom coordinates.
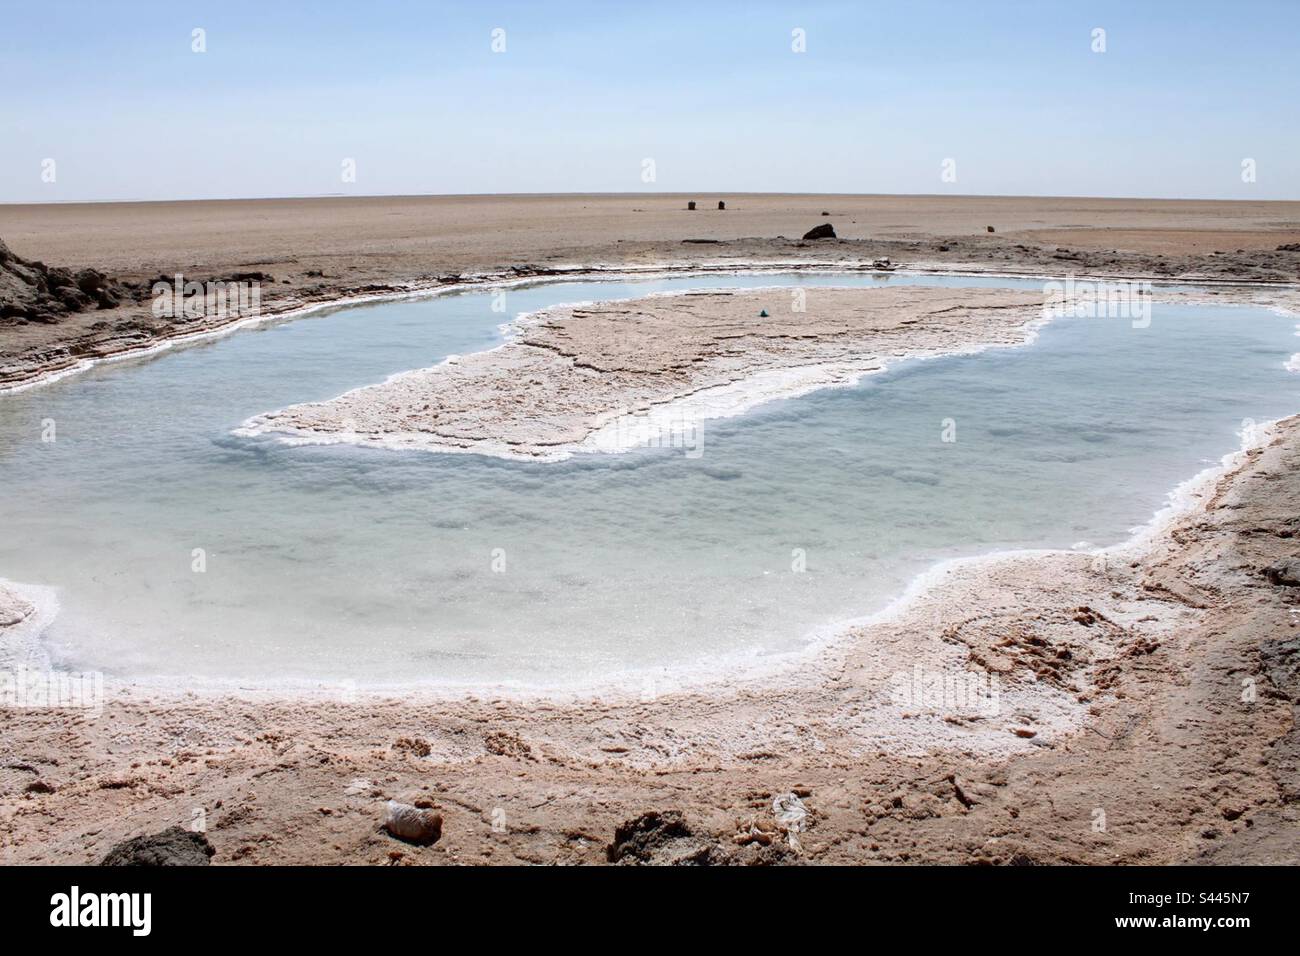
(4, 193, 1300, 390)
(2, 193, 1299, 865)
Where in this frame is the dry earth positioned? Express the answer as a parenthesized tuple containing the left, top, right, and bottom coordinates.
(4, 193, 1300, 390)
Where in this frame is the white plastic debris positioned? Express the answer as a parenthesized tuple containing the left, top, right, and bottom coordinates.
(772, 792, 809, 852)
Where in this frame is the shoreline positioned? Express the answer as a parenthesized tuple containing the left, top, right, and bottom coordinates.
(3, 266, 1297, 710)
(5, 411, 1297, 864)
(6, 257, 1297, 396)
(232, 280, 1053, 462)
(3, 410, 1289, 712)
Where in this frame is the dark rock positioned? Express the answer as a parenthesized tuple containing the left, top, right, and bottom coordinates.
(802, 223, 836, 240)
(45, 266, 76, 290)
(686, 201, 696, 210)
(1263, 559, 1300, 587)
(1277, 243, 1300, 252)
(75, 268, 110, 295)
(0, 237, 128, 325)
(987, 225, 996, 233)
(101, 826, 215, 866)
(55, 286, 93, 311)
(607, 811, 715, 865)
(717, 201, 726, 210)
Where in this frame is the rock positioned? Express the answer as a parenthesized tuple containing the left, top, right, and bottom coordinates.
(1262, 559, 1300, 587)
(802, 223, 836, 240)
(55, 286, 93, 311)
(24, 780, 55, 794)
(717, 201, 726, 210)
(383, 801, 443, 845)
(606, 810, 714, 865)
(101, 826, 215, 866)
(1277, 243, 1300, 252)
(686, 201, 696, 210)
(986, 225, 996, 233)
(0, 237, 129, 324)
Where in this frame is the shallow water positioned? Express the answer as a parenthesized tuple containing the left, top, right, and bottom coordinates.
(0, 273, 1295, 691)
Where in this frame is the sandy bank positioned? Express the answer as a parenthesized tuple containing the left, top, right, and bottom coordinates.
(5, 193, 1300, 392)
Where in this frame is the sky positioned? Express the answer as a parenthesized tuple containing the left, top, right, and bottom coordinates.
(1, 0, 1297, 203)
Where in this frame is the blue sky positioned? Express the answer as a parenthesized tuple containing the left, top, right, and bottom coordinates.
(2, 0, 1296, 202)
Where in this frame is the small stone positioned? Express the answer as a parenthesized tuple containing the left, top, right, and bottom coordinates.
(383, 801, 443, 845)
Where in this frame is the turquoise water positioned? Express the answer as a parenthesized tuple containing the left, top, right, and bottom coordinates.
(0, 273, 1295, 690)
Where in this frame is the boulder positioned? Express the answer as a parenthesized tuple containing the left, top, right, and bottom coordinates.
(802, 223, 836, 240)
(382, 801, 443, 845)
(101, 826, 215, 866)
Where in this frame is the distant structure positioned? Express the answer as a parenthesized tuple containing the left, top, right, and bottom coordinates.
(687, 201, 696, 210)
(717, 201, 726, 210)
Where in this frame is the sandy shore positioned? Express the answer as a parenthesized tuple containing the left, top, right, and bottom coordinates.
(235, 285, 1048, 461)
(4, 193, 1300, 391)
(2, 412, 1298, 864)
(2, 194, 1299, 865)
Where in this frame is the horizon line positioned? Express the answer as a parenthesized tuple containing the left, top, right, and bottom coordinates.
(3, 189, 1297, 209)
